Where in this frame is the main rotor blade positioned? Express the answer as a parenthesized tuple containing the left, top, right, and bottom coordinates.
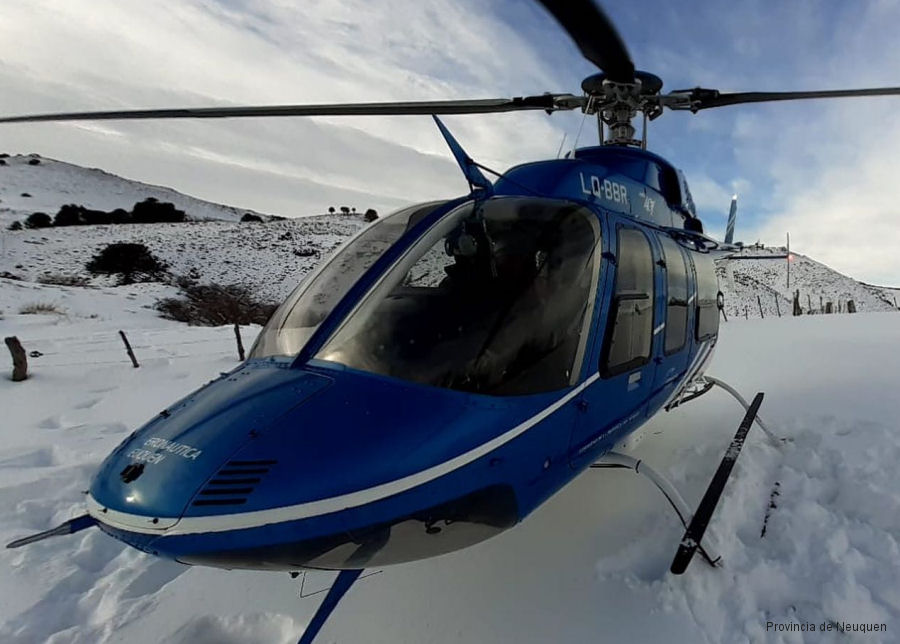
(0, 95, 583, 124)
(536, 0, 634, 83)
(665, 86, 900, 112)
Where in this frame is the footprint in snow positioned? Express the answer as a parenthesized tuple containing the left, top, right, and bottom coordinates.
(38, 415, 62, 429)
(120, 559, 189, 600)
(72, 397, 102, 410)
(0, 446, 58, 469)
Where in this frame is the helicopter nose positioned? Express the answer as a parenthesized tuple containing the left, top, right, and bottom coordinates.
(88, 364, 332, 528)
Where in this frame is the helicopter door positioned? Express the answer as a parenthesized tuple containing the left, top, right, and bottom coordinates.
(647, 233, 693, 408)
(569, 224, 657, 463)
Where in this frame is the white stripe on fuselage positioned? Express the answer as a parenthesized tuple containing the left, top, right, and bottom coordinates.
(88, 372, 603, 536)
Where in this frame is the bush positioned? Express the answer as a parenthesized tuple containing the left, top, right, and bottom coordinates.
(156, 283, 277, 326)
(19, 302, 65, 315)
(86, 242, 168, 284)
(364, 208, 378, 222)
(7, 221, 22, 231)
(131, 197, 186, 223)
(21, 192, 32, 198)
(37, 273, 89, 287)
(241, 213, 263, 223)
(339, 206, 350, 214)
(54, 204, 82, 226)
(25, 212, 52, 229)
(28, 158, 40, 166)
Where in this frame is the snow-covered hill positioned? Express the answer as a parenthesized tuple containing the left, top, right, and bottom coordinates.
(1, 215, 367, 303)
(716, 246, 898, 319)
(0, 154, 272, 224)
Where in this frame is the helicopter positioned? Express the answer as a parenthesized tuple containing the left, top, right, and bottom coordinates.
(5, 1, 900, 643)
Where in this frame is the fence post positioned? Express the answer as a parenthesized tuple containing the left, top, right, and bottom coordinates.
(757, 295, 765, 319)
(820, 295, 824, 313)
(118, 330, 140, 368)
(234, 323, 246, 361)
(774, 295, 781, 317)
(825, 301, 833, 314)
(793, 290, 802, 316)
(807, 293, 812, 313)
(4, 336, 27, 381)
(847, 300, 856, 314)
(744, 306, 748, 320)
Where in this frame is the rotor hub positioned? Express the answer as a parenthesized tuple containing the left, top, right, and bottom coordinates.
(580, 71, 664, 147)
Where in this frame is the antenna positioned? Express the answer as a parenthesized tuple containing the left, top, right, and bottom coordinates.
(556, 133, 568, 159)
(786, 232, 791, 290)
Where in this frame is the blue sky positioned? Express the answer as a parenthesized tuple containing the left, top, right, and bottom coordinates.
(2, 0, 900, 284)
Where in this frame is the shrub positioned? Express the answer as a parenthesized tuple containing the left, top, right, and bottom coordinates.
(7, 221, 22, 231)
(21, 192, 32, 198)
(156, 283, 277, 326)
(86, 242, 168, 284)
(25, 212, 52, 229)
(20, 302, 65, 315)
(339, 206, 350, 214)
(37, 273, 89, 287)
(0, 159, 6, 166)
(241, 213, 263, 223)
(28, 158, 40, 166)
(364, 208, 378, 222)
(131, 197, 186, 223)
(54, 204, 83, 226)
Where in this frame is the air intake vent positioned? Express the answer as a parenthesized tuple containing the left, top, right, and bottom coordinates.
(192, 459, 277, 507)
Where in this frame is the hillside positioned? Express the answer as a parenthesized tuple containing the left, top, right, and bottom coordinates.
(0, 154, 272, 224)
(0, 215, 367, 304)
(716, 246, 898, 319)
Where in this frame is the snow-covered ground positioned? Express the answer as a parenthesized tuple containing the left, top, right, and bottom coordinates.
(0, 154, 272, 224)
(1, 282, 898, 642)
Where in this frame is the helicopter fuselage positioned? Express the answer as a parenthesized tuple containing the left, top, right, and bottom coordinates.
(86, 145, 719, 571)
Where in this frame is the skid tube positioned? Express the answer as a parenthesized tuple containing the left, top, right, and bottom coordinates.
(590, 452, 721, 567)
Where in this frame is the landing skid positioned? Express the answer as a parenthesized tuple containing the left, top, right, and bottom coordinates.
(593, 376, 777, 575)
(667, 374, 784, 446)
(590, 453, 721, 567)
(296, 569, 363, 644)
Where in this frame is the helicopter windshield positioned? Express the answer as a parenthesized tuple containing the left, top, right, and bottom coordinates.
(250, 201, 446, 359)
(316, 197, 602, 396)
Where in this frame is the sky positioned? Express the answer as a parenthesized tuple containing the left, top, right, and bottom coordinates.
(2, 0, 900, 285)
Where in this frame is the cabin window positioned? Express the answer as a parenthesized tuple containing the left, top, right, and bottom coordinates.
(250, 201, 445, 358)
(316, 197, 602, 396)
(695, 254, 719, 340)
(602, 227, 654, 376)
(659, 235, 689, 354)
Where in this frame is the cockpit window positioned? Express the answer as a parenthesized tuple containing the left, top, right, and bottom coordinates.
(250, 201, 445, 359)
(316, 197, 602, 396)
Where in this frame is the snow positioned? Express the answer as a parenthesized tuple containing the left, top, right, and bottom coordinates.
(2, 284, 899, 642)
(0, 154, 272, 224)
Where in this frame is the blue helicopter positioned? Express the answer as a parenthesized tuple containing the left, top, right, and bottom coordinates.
(5, 1, 900, 642)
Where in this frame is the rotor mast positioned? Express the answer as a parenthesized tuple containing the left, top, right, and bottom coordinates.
(581, 71, 664, 148)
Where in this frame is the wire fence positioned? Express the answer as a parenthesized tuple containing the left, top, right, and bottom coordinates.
(5, 325, 256, 373)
